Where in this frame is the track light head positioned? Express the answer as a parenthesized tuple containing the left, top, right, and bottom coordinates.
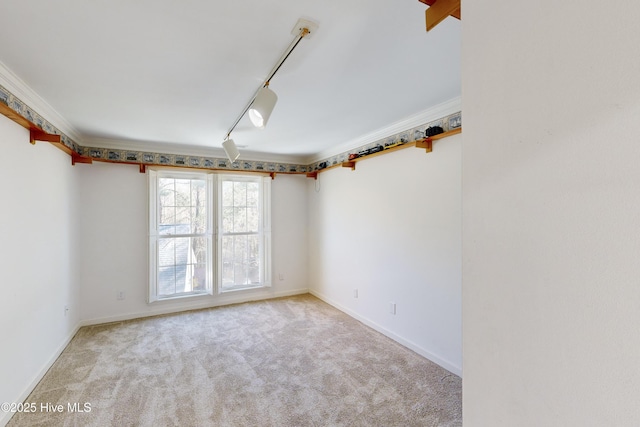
(249, 86, 278, 128)
(222, 138, 240, 162)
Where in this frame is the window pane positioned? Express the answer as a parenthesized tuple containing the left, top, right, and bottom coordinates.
(159, 207, 176, 235)
(158, 236, 208, 296)
(175, 206, 190, 225)
(222, 262, 234, 285)
(158, 176, 207, 236)
(192, 180, 205, 208)
(234, 234, 247, 261)
(222, 236, 234, 263)
(175, 179, 191, 206)
(247, 183, 258, 207)
(192, 207, 204, 234)
(222, 181, 233, 207)
(191, 236, 208, 265)
(193, 180, 206, 233)
(234, 262, 248, 286)
(193, 263, 207, 292)
(221, 233, 262, 288)
(248, 235, 260, 283)
(192, 236, 209, 292)
(160, 206, 176, 225)
(222, 207, 234, 233)
(247, 207, 259, 232)
(158, 239, 175, 266)
(233, 207, 247, 232)
(159, 178, 175, 206)
(233, 182, 246, 207)
(158, 265, 177, 296)
(222, 236, 234, 285)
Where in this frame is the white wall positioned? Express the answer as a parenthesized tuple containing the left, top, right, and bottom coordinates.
(78, 162, 308, 324)
(307, 137, 462, 375)
(462, 1, 640, 425)
(0, 114, 80, 426)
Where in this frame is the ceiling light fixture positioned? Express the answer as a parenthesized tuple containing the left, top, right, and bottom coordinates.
(221, 18, 319, 161)
(222, 138, 240, 162)
(249, 85, 278, 128)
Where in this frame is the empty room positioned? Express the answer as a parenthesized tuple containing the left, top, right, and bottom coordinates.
(2, 0, 640, 426)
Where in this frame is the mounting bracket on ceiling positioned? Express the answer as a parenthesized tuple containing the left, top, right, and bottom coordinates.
(291, 18, 319, 39)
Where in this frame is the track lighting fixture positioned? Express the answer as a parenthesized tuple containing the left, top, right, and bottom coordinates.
(221, 18, 318, 161)
(249, 85, 278, 129)
(222, 138, 240, 162)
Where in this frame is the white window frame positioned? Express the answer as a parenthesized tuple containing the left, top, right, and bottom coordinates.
(216, 174, 271, 293)
(148, 169, 214, 303)
(148, 170, 271, 302)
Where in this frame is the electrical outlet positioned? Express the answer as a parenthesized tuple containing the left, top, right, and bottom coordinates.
(389, 302, 396, 315)
(278, 273, 285, 281)
(354, 289, 358, 298)
(117, 291, 125, 300)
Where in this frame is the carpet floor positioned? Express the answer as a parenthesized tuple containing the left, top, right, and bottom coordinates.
(7, 294, 461, 426)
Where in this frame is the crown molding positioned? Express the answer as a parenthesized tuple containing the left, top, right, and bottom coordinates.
(305, 96, 461, 164)
(84, 137, 308, 164)
(0, 61, 83, 142)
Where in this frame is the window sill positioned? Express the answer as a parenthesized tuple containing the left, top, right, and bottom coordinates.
(219, 284, 268, 294)
(151, 291, 212, 303)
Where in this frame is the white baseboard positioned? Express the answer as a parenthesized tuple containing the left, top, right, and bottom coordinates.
(80, 287, 309, 327)
(309, 289, 462, 377)
(0, 323, 82, 427)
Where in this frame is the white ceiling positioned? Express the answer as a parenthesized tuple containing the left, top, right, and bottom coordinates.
(0, 0, 460, 163)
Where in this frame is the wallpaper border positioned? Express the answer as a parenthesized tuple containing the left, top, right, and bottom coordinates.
(1, 83, 460, 174)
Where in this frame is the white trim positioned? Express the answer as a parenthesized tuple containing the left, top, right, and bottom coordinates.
(148, 170, 159, 303)
(80, 288, 309, 327)
(309, 289, 462, 377)
(306, 96, 462, 164)
(0, 60, 82, 143)
(261, 175, 272, 288)
(0, 323, 82, 427)
(207, 173, 215, 294)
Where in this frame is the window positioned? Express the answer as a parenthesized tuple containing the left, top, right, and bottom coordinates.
(148, 170, 213, 302)
(148, 170, 270, 302)
(218, 175, 271, 292)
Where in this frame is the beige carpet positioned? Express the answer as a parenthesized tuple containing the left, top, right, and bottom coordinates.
(8, 294, 461, 426)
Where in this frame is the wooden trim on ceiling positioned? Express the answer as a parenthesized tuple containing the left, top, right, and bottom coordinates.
(421, 0, 461, 32)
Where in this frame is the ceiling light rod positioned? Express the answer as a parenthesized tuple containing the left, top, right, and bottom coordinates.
(225, 26, 311, 139)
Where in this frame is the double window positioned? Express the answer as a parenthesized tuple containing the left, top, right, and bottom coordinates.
(148, 170, 271, 302)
